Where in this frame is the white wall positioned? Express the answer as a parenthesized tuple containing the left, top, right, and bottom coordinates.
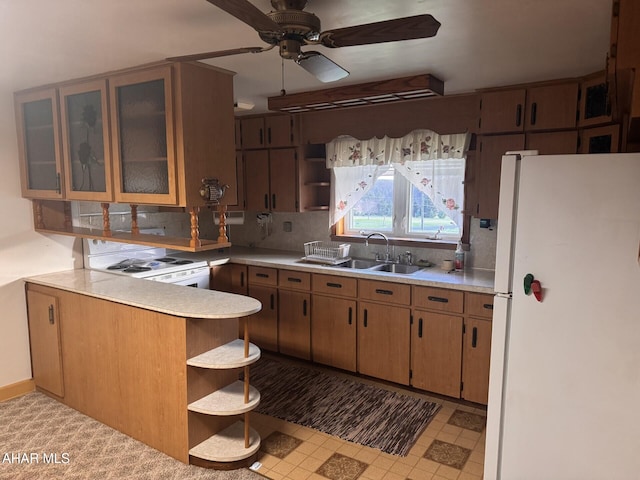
(0, 91, 80, 389)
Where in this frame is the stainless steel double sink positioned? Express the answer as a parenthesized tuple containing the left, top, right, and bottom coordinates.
(335, 258, 423, 275)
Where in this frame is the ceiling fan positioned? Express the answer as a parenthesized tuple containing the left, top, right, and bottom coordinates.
(167, 0, 441, 83)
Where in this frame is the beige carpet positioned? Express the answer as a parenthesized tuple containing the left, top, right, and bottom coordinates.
(0, 392, 265, 480)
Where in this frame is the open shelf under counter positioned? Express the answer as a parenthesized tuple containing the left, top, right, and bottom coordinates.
(188, 381, 260, 416)
(187, 339, 261, 369)
(189, 421, 260, 463)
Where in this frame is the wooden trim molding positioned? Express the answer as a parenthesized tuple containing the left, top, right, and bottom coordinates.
(0, 379, 35, 402)
(268, 74, 444, 113)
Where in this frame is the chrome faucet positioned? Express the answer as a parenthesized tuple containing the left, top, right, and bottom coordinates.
(365, 232, 392, 262)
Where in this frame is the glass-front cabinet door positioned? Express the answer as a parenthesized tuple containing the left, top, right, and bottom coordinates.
(109, 66, 177, 205)
(15, 88, 64, 199)
(59, 79, 113, 201)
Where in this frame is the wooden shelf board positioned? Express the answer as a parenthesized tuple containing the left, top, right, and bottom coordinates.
(304, 206, 330, 211)
(34, 226, 232, 253)
(188, 381, 260, 416)
(187, 339, 261, 369)
(189, 421, 260, 463)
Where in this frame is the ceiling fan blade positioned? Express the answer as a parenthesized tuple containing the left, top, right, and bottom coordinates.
(167, 46, 271, 62)
(320, 14, 441, 48)
(206, 0, 283, 34)
(296, 51, 349, 83)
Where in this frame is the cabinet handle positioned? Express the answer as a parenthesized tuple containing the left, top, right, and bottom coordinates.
(48, 305, 54, 325)
(272, 194, 276, 209)
(240, 271, 245, 287)
(427, 295, 449, 303)
(326, 282, 342, 289)
(348, 306, 352, 325)
(264, 194, 269, 209)
(256, 273, 269, 278)
(270, 294, 274, 310)
(303, 299, 307, 316)
(363, 309, 368, 327)
(472, 326, 478, 348)
(483, 303, 494, 310)
(530, 102, 537, 125)
(516, 104, 522, 127)
(375, 288, 393, 296)
(418, 318, 423, 338)
(287, 277, 302, 283)
(268, 127, 272, 145)
(259, 128, 263, 146)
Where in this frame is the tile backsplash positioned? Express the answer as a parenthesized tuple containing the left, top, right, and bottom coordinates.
(74, 202, 497, 271)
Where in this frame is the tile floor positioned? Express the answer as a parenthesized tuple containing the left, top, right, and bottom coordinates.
(248, 361, 487, 480)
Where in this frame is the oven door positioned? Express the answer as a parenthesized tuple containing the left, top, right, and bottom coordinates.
(146, 266, 210, 289)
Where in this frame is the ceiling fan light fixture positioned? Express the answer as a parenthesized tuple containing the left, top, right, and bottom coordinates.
(296, 51, 349, 83)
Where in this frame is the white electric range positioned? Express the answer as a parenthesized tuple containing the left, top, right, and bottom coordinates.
(83, 235, 210, 289)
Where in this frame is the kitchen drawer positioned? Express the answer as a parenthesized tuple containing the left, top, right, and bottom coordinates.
(278, 269, 311, 291)
(465, 292, 494, 319)
(312, 274, 357, 298)
(248, 266, 278, 286)
(359, 280, 410, 306)
(413, 286, 464, 313)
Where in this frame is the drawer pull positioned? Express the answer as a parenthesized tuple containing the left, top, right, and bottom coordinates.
(326, 282, 342, 289)
(472, 326, 478, 348)
(428, 295, 449, 303)
(287, 277, 302, 283)
(483, 303, 494, 310)
(375, 288, 394, 296)
(256, 273, 269, 278)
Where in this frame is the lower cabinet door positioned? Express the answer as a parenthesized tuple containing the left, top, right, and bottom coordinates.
(278, 289, 311, 360)
(462, 317, 492, 404)
(358, 301, 410, 385)
(27, 288, 64, 397)
(247, 285, 278, 352)
(311, 295, 356, 372)
(411, 310, 463, 398)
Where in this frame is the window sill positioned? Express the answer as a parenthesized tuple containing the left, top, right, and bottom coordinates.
(330, 233, 458, 250)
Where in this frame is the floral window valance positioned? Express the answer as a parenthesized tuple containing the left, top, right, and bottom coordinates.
(326, 129, 471, 236)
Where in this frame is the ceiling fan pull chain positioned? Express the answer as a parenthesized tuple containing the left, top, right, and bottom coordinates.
(280, 57, 286, 96)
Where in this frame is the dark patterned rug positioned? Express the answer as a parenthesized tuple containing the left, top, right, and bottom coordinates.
(249, 357, 441, 456)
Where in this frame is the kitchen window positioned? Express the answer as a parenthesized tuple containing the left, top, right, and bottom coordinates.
(328, 130, 469, 243)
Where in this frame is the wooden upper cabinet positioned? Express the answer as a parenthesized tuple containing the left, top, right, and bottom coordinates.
(476, 134, 525, 219)
(578, 72, 612, 127)
(109, 62, 236, 207)
(239, 114, 298, 149)
(269, 148, 298, 212)
(479, 82, 579, 134)
(15, 87, 65, 199)
(526, 131, 578, 155)
(524, 82, 579, 131)
(479, 89, 526, 134)
(265, 114, 298, 147)
(244, 149, 270, 211)
(59, 79, 113, 202)
(240, 117, 265, 149)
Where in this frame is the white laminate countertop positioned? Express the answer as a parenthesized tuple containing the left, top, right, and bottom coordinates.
(185, 246, 496, 294)
(24, 269, 262, 319)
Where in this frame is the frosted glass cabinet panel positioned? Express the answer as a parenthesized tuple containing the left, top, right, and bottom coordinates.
(109, 67, 177, 205)
(15, 88, 64, 199)
(59, 79, 113, 201)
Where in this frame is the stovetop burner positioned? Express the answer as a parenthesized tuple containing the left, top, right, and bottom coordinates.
(155, 257, 177, 263)
(172, 260, 193, 265)
(123, 266, 152, 273)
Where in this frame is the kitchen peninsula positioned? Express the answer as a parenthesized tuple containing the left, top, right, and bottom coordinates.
(24, 269, 262, 468)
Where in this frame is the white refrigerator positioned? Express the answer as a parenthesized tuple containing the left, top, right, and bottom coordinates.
(484, 152, 640, 480)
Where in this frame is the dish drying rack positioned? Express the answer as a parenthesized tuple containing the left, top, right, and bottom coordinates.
(303, 241, 351, 265)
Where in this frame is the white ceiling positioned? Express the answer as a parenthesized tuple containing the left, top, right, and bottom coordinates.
(1, 1, 612, 114)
